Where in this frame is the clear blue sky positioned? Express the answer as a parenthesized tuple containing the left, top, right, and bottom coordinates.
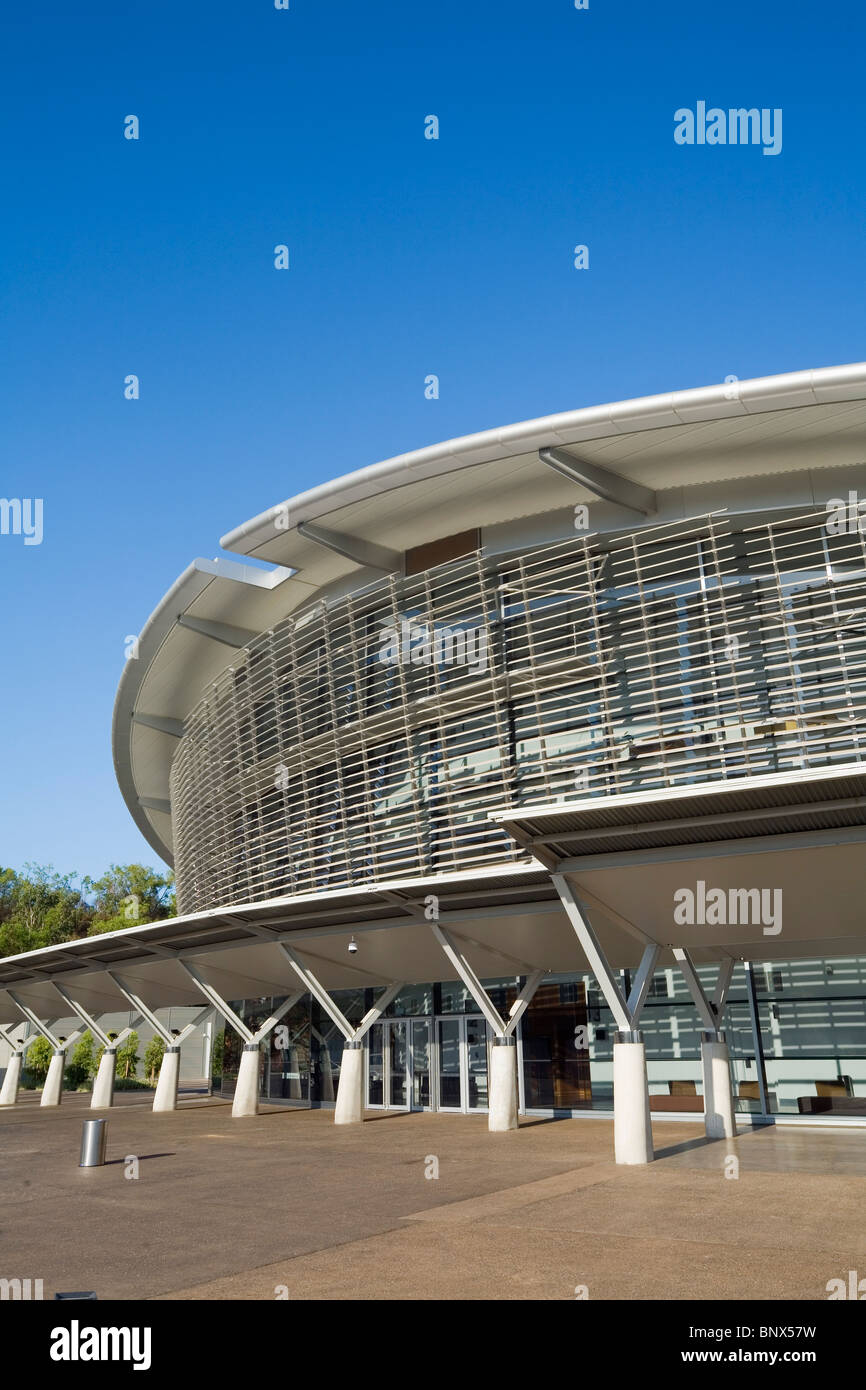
(1, 0, 864, 880)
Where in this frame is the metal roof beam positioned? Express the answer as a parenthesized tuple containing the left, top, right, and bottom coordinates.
(132, 713, 184, 738)
(106, 973, 178, 1045)
(297, 520, 402, 573)
(503, 969, 547, 1037)
(626, 944, 662, 1025)
(351, 980, 406, 1042)
(672, 948, 719, 1033)
(0, 1021, 29, 1052)
(714, 958, 735, 1015)
(51, 984, 116, 1048)
(550, 874, 632, 1032)
(177, 961, 257, 1043)
(538, 446, 656, 516)
(176, 614, 258, 648)
(6, 993, 84, 1051)
(429, 923, 508, 1036)
(278, 944, 356, 1041)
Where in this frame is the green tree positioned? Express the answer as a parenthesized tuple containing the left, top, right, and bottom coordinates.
(66, 1031, 95, 1089)
(115, 1030, 140, 1080)
(0, 862, 175, 958)
(26, 1035, 53, 1082)
(86, 865, 175, 936)
(0, 864, 91, 953)
(211, 1029, 225, 1080)
(0, 918, 31, 958)
(144, 1035, 166, 1084)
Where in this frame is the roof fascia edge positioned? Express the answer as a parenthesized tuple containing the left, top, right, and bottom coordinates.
(112, 557, 296, 866)
(219, 364, 866, 559)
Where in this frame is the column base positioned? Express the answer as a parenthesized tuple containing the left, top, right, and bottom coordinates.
(334, 1042, 364, 1124)
(91, 1049, 116, 1109)
(0, 1052, 23, 1106)
(488, 1035, 518, 1132)
(41, 1050, 66, 1107)
(152, 1046, 181, 1112)
(701, 1033, 736, 1139)
(232, 1044, 261, 1117)
(613, 1033, 653, 1165)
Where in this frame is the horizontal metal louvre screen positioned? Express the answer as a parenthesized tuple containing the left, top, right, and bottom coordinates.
(170, 510, 866, 912)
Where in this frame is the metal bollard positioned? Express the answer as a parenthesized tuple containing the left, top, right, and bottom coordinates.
(79, 1117, 107, 1167)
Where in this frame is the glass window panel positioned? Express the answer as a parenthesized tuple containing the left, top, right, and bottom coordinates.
(437, 1019, 461, 1108)
(367, 1023, 384, 1107)
(466, 1018, 489, 1110)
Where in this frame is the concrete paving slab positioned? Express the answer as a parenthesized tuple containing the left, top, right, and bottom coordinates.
(1, 1094, 863, 1301)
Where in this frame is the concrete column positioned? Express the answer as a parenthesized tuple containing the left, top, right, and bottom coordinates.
(91, 1048, 116, 1109)
(613, 1032, 653, 1165)
(701, 1032, 736, 1140)
(152, 1045, 180, 1112)
(232, 1043, 260, 1117)
(488, 1035, 518, 1132)
(334, 1041, 364, 1124)
(41, 1050, 66, 1108)
(0, 1052, 23, 1106)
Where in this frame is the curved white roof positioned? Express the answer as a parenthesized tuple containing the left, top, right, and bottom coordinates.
(113, 364, 866, 865)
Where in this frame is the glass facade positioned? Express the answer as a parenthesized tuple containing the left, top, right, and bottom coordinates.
(221, 990, 368, 1107)
(580, 958, 866, 1117)
(521, 980, 591, 1110)
(217, 961, 866, 1119)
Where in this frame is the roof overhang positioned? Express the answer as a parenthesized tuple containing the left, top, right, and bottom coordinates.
(220, 362, 866, 563)
(6, 760, 866, 1031)
(489, 765, 866, 963)
(0, 864, 570, 1029)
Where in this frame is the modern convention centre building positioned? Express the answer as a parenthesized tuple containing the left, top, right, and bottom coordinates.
(3, 363, 866, 1163)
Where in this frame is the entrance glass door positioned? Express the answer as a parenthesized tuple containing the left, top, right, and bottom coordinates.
(465, 1017, 489, 1110)
(389, 1020, 408, 1109)
(437, 1018, 462, 1109)
(412, 1019, 432, 1108)
(368, 1022, 385, 1107)
(435, 1016, 489, 1112)
(367, 1018, 431, 1111)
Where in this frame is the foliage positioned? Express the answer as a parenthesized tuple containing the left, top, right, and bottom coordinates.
(25, 1035, 53, 1081)
(0, 862, 175, 957)
(144, 1034, 166, 1083)
(65, 1030, 96, 1089)
(115, 1031, 140, 1080)
(85, 864, 175, 934)
(211, 1029, 225, 1080)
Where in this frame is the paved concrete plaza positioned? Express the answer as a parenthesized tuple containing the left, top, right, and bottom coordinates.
(2, 1091, 864, 1301)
